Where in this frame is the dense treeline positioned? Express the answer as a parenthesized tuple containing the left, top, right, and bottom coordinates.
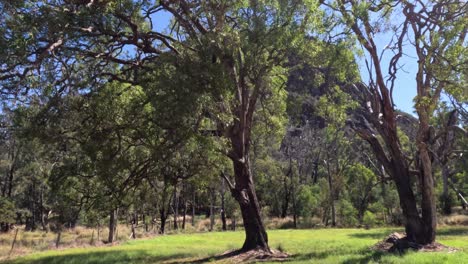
(0, 0, 467, 253)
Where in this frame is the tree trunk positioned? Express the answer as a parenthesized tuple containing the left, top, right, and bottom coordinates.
(358, 122, 435, 244)
(382, 144, 435, 245)
(97, 222, 101, 243)
(326, 160, 336, 227)
(159, 182, 170, 234)
(40, 187, 49, 232)
(191, 190, 196, 227)
(130, 212, 136, 239)
(173, 183, 179, 230)
(55, 230, 62, 248)
(143, 214, 149, 232)
(441, 166, 452, 215)
(280, 176, 289, 218)
(209, 188, 215, 231)
(230, 155, 269, 252)
(159, 209, 167, 234)
(182, 199, 187, 230)
(291, 182, 297, 228)
(221, 178, 227, 231)
(27, 183, 37, 231)
(415, 120, 437, 244)
(231, 216, 236, 231)
(108, 209, 118, 243)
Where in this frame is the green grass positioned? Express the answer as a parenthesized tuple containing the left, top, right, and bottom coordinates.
(2, 227, 468, 264)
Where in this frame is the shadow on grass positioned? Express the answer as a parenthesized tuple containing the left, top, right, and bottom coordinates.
(286, 250, 336, 262)
(5, 250, 192, 264)
(165, 249, 241, 264)
(347, 230, 394, 239)
(437, 227, 468, 237)
(285, 247, 386, 264)
(341, 250, 385, 264)
(348, 227, 468, 240)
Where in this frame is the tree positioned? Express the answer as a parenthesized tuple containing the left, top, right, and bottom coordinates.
(345, 163, 377, 223)
(0, 0, 318, 251)
(0, 197, 16, 231)
(142, 1, 318, 252)
(324, 0, 467, 244)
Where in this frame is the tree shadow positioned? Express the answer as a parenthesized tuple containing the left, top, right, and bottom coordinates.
(347, 227, 468, 240)
(5, 250, 193, 264)
(341, 250, 385, 264)
(164, 249, 242, 264)
(437, 228, 468, 237)
(347, 230, 395, 239)
(285, 250, 335, 262)
(282, 247, 387, 263)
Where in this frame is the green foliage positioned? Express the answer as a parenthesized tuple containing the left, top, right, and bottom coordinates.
(296, 185, 320, 218)
(345, 164, 377, 219)
(362, 211, 377, 228)
(336, 199, 358, 227)
(0, 197, 15, 224)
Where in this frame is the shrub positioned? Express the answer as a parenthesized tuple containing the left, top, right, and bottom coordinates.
(337, 200, 358, 227)
(363, 211, 377, 228)
(0, 197, 16, 224)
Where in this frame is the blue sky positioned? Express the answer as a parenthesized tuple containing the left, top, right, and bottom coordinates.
(356, 34, 418, 115)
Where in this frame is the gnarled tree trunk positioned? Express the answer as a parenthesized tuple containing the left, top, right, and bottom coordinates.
(227, 125, 269, 251)
(350, 82, 437, 245)
(231, 157, 269, 251)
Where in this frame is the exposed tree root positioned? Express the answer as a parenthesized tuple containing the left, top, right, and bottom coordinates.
(372, 232, 457, 254)
(226, 248, 289, 263)
(178, 248, 289, 263)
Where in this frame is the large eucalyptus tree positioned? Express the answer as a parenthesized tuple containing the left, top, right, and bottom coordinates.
(0, 0, 320, 252)
(323, 0, 467, 244)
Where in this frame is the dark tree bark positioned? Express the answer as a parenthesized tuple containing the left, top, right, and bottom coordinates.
(231, 216, 236, 231)
(217, 100, 268, 250)
(3, 139, 17, 199)
(143, 214, 149, 232)
(441, 167, 451, 215)
(182, 200, 187, 230)
(159, 210, 167, 234)
(209, 187, 215, 232)
(325, 156, 336, 227)
(172, 183, 179, 230)
(220, 178, 227, 231)
(158, 177, 171, 234)
(108, 208, 118, 243)
(280, 175, 290, 218)
(26, 183, 37, 231)
(130, 212, 136, 239)
(191, 189, 196, 227)
(225, 144, 270, 251)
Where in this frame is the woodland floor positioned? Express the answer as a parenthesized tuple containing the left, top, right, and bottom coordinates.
(2, 227, 468, 264)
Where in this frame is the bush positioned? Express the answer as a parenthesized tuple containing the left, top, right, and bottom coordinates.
(0, 197, 16, 224)
(296, 185, 319, 218)
(337, 200, 358, 227)
(363, 211, 377, 228)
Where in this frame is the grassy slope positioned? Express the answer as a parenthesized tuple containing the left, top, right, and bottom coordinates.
(2, 227, 468, 264)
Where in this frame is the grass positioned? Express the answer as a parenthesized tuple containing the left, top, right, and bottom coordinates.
(0, 225, 160, 259)
(1, 227, 468, 264)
